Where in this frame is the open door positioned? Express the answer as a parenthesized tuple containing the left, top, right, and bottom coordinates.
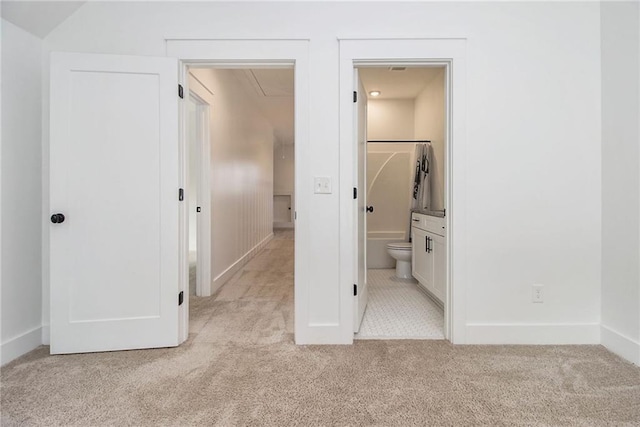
(50, 52, 182, 354)
(354, 69, 369, 332)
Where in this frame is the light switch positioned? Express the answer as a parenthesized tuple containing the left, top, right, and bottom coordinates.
(314, 176, 332, 194)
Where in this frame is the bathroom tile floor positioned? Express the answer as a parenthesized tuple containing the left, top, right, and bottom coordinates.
(355, 269, 445, 340)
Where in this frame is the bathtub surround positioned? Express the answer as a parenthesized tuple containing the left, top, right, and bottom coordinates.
(366, 143, 415, 268)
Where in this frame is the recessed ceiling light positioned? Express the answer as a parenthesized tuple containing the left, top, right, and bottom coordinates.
(369, 91, 381, 97)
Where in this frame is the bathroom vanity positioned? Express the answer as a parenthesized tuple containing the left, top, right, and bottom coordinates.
(411, 212, 446, 304)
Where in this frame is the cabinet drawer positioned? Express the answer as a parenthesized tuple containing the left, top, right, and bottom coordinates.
(411, 213, 445, 236)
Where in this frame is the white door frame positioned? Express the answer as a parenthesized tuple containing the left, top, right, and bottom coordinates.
(339, 38, 468, 344)
(187, 84, 212, 298)
(166, 39, 310, 344)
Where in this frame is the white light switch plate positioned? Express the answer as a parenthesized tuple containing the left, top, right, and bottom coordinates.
(314, 176, 332, 194)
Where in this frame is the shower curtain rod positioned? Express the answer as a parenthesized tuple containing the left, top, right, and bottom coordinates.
(367, 140, 431, 143)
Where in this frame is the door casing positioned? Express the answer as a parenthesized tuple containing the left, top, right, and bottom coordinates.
(167, 39, 311, 344)
(339, 38, 467, 344)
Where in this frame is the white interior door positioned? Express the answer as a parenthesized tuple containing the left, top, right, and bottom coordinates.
(50, 52, 181, 354)
(354, 70, 369, 332)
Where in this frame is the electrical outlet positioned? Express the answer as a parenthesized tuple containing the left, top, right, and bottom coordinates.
(532, 284, 544, 303)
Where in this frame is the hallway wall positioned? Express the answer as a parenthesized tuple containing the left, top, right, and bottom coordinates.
(189, 69, 274, 293)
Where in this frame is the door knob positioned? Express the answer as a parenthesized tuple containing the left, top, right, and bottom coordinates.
(50, 213, 65, 224)
(366, 206, 374, 213)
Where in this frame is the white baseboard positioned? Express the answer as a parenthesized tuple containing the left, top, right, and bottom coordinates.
(601, 324, 640, 365)
(212, 233, 274, 293)
(273, 222, 294, 229)
(466, 323, 600, 345)
(1, 326, 42, 366)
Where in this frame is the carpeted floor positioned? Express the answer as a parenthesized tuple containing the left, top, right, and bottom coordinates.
(2, 229, 640, 426)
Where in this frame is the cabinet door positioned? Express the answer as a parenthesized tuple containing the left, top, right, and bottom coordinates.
(432, 233, 446, 304)
(412, 227, 433, 289)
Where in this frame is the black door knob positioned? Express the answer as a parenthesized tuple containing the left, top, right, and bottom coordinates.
(366, 206, 374, 213)
(51, 213, 65, 224)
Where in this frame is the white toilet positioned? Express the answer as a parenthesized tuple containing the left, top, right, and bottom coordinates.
(386, 242, 413, 279)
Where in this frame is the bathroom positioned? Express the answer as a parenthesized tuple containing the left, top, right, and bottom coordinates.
(355, 66, 447, 340)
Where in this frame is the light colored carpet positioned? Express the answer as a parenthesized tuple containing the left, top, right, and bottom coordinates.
(2, 229, 640, 426)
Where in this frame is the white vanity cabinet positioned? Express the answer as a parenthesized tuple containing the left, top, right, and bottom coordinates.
(411, 213, 446, 304)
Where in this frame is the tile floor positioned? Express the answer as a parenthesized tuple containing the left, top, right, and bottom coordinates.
(355, 269, 445, 340)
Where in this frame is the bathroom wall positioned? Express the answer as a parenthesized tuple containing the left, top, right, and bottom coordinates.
(189, 68, 275, 293)
(367, 99, 415, 141)
(414, 69, 446, 211)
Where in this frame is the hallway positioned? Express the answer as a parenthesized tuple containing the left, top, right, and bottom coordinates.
(190, 228, 295, 345)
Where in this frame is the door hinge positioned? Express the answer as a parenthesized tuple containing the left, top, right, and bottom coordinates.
(179, 188, 184, 201)
(353, 187, 357, 199)
(178, 84, 184, 99)
(353, 91, 357, 103)
(196, 206, 201, 213)
(354, 284, 357, 296)
(178, 291, 184, 306)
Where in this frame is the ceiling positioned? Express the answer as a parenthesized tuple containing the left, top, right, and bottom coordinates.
(359, 67, 444, 99)
(235, 69, 295, 146)
(1, 1, 86, 38)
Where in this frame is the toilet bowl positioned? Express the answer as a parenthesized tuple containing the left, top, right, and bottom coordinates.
(386, 242, 413, 279)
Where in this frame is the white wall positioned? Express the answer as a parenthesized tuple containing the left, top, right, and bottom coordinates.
(41, 1, 602, 345)
(601, 0, 640, 365)
(274, 143, 294, 194)
(414, 69, 445, 211)
(367, 99, 415, 141)
(189, 69, 274, 293)
(1, 19, 43, 364)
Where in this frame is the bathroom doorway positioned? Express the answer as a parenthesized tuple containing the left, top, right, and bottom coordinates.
(354, 65, 448, 340)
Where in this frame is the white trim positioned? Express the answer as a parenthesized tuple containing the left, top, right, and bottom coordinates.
(466, 323, 601, 345)
(339, 39, 467, 344)
(601, 325, 640, 365)
(273, 191, 295, 227)
(1, 326, 42, 366)
(212, 233, 274, 293)
(42, 325, 50, 345)
(166, 39, 310, 344)
(187, 87, 213, 298)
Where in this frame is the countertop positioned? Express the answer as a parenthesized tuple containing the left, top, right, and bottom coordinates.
(412, 209, 445, 218)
